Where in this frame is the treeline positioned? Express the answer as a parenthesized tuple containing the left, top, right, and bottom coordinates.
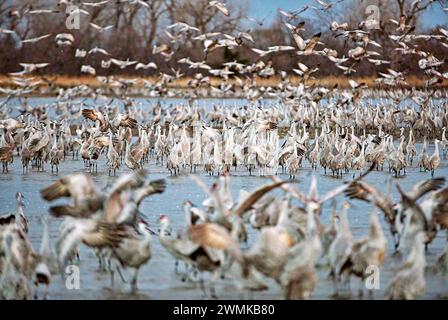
(0, 0, 447, 78)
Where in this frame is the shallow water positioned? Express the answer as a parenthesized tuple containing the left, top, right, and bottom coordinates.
(1, 143, 447, 300)
(1, 97, 448, 300)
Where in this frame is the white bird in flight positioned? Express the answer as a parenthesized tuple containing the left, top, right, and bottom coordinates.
(208, 1, 229, 16)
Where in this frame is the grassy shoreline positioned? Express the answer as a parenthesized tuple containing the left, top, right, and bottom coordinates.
(0, 74, 446, 90)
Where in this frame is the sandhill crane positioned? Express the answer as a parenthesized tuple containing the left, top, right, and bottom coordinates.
(435, 249, 448, 278)
(3, 0, 448, 301)
(80, 137, 91, 167)
(286, 144, 300, 179)
(69, 135, 82, 160)
(159, 215, 227, 298)
(187, 220, 249, 297)
(395, 182, 439, 253)
(272, 168, 362, 220)
(0, 145, 13, 173)
(346, 177, 445, 251)
(40, 173, 105, 218)
(110, 220, 153, 292)
(29, 127, 50, 172)
(106, 131, 120, 176)
(388, 135, 407, 177)
(190, 131, 202, 173)
(307, 133, 320, 170)
(279, 203, 322, 299)
(179, 125, 191, 168)
(406, 129, 417, 165)
(87, 145, 100, 174)
(124, 140, 140, 170)
(244, 195, 304, 287)
(329, 141, 346, 177)
(386, 232, 426, 300)
(159, 214, 203, 276)
(49, 135, 64, 174)
(33, 217, 53, 299)
(109, 178, 166, 292)
(427, 139, 440, 177)
(417, 138, 430, 172)
(405, 185, 448, 250)
(212, 137, 223, 176)
(0, 235, 30, 299)
(368, 136, 387, 171)
(0, 222, 37, 299)
(351, 140, 366, 174)
(319, 139, 332, 174)
(42, 171, 165, 292)
(442, 127, 448, 159)
(167, 141, 181, 175)
(154, 127, 167, 165)
(427, 188, 448, 238)
(341, 209, 387, 298)
(0, 192, 28, 234)
(15, 192, 28, 233)
(320, 201, 339, 261)
(328, 202, 352, 296)
(21, 142, 33, 174)
(189, 174, 290, 244)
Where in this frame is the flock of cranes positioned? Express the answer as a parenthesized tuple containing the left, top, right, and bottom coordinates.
(0, 0, 448, 300)
(0, 168, 447, 300)
(1, 0, 448, 94)
(0, 95, 447, 178)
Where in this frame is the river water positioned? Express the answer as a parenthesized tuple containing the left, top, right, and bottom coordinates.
(0, 97, 447, 300)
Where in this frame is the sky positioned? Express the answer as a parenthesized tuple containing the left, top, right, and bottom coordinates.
(248, 0, 448, 29)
